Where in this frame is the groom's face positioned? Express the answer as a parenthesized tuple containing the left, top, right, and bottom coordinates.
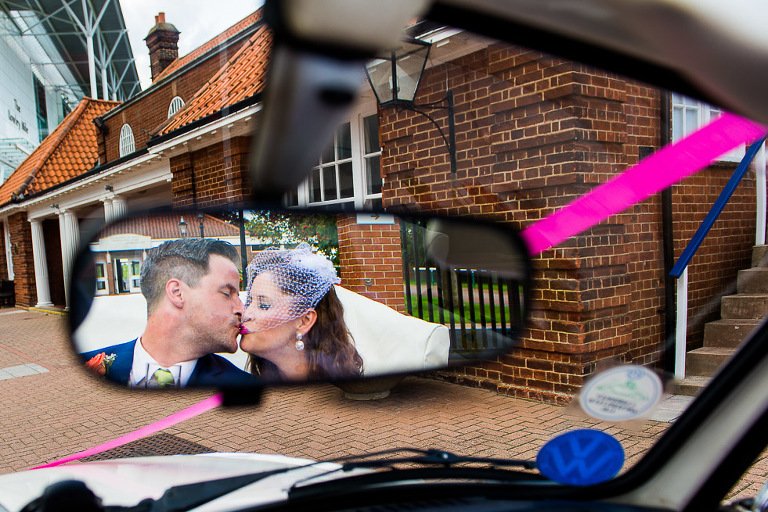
(183, 254, 243, 354)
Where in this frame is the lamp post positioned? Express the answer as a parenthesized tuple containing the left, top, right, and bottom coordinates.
(197, 212, 205, 239)
(364, 38, 457, 175)
(178, 216, 188, 238)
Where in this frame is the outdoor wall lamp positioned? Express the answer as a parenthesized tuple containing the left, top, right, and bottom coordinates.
(364, 38, 457, 175)
(178, 216, 188, 237)
(197, 212, 205, 239)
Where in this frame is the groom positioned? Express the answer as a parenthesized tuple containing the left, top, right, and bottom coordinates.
(81, 238, 256, 388)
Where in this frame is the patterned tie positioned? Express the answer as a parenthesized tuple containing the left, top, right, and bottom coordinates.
(149, 368, 175, 388)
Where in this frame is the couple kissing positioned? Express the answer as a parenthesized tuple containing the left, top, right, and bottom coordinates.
(81, 238, 363, 388)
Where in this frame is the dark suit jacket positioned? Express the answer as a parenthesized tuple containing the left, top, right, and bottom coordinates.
(80, 339, 257, 387)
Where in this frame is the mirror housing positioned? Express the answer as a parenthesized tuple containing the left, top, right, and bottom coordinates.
(69, 206, 531, 392)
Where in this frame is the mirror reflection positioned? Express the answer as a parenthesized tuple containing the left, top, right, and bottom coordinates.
(71, 208, 530, 388)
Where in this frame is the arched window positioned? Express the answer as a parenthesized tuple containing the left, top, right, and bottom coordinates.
(167, 96, 185, 118)
(118, 124, 135, 157)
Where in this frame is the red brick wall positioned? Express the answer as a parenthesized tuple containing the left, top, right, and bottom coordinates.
(8, 213, 35, 307)
(621, 83, 665, 366)
(379, 42, 756, 403)
(151, 36, 756, 403)
(100, 36, 251, 163)
(336, 215, 406, 312)
(170, 136, 252, 208)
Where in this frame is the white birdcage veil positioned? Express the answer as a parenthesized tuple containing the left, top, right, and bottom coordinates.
(244, 243, 340, 332)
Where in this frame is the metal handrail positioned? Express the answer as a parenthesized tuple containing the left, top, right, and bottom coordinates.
(670, 136, 767, 278)
(670, 136, 766, 379)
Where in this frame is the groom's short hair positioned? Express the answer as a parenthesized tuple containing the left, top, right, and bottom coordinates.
(141, 238, 239, 313)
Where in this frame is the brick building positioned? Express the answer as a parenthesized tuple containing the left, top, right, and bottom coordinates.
(379, 44, 759, 401)
(0, 11, 760, 402)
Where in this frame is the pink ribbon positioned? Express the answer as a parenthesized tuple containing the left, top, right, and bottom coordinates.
(522, 113, 767, 255)
(32, 393, 223, 469)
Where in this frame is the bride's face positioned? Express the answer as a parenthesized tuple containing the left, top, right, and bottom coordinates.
(239, 272, 300, 355)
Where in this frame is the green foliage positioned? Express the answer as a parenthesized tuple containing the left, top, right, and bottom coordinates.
(244, 210, 340, 265)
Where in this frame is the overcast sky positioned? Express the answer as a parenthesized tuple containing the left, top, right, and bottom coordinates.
(119, 0, 262, 90)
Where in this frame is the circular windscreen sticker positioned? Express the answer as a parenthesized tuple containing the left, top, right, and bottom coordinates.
(536, 429, 624, 486)
(579, 365, 663, 422)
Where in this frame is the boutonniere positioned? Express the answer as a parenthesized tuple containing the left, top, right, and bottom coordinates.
(85, 352, 117, 376)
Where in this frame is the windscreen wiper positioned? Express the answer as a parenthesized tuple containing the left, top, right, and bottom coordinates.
(332, 447, 536, 471)
(24, 450, 538, 512)
(103, 465, 321, 512)
(285, 448, 541, 501)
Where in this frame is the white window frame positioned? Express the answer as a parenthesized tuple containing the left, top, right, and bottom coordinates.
(95, 262, 108, 296)
(288, 104, 382, 209)
(129, 260, 142, 293)
(361, 112, 383, 209)
(672, 93, 744, 162)
(167, 96, 185, 118)
(118, 124, 135, 157)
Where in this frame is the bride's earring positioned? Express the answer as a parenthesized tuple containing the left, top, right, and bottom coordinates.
(295, 332, 305, 351)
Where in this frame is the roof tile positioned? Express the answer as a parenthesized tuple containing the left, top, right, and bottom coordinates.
(0, 98, 119, 206)
(101, 213, 241, 239)
(159, 25, 272, 135)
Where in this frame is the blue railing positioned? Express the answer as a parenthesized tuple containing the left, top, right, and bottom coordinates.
(670, 136, 767, 278)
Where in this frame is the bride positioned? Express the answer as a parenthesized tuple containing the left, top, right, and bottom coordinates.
(238, 243, 363, 381)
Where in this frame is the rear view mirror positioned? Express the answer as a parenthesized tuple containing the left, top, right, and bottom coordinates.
(69, 207, 531, 389)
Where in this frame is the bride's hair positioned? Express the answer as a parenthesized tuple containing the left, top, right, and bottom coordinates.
(244, 247, 363, 380)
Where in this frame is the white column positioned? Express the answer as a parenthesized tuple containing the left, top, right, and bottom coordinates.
(59, 211, 80, 308)
(29, 220, 52, 307)
(86, 33, 97, 98)
(101, 61, 109, 101)
(3, 218, 13, 280)
(675, 268, 688, 380)
(83, 0, 98, 99)
(103, 198, 114, 223)
(111, 196, 127, 220)
(756, 142, 766, 246)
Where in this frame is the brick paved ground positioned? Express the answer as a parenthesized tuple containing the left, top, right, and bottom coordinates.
(0, 308, 765, 502)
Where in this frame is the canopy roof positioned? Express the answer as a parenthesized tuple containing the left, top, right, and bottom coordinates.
(0, 0, 140, 101)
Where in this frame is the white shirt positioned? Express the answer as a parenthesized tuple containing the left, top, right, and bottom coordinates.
(129, 338, 198, 388)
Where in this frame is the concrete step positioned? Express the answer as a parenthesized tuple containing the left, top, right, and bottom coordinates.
(737, 268, 768, 293)
(685, 346, 735, 377)
(721, 294, 768, 319)
(753, 245, 768, 268)
(671, 375, 710, 397)
(703, 319, 760, 348)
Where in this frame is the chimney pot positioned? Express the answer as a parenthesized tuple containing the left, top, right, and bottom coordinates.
(145, 12, 179, 82)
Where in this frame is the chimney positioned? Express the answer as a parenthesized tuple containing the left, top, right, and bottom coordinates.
(145, 12, 180, 82)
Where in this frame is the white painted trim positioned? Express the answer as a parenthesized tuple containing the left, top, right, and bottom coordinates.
(675, 267, 688, 380)
(0, 152, 162, 217)
(756, 142, 766, 246)
(29, 219, 52, 307)
(2, 217, 13, 280)
(119, 124, 135, 157)
(293, 100, 379, 209)
(149, 104, 261, 158)
(26, 164, 170, 221)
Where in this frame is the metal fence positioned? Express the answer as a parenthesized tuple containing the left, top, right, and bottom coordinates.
(400, 221, 525, 356)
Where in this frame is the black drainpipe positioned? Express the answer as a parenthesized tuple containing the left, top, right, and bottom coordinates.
(660, 91, 676, 373)
(189, 152, 198, 209)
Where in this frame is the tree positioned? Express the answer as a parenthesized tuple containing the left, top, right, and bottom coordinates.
(244, 210, 340, 265)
